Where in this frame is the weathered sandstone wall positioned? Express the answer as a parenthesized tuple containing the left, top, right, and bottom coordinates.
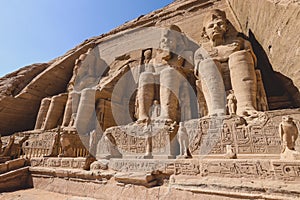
(228, 0, 300, 91)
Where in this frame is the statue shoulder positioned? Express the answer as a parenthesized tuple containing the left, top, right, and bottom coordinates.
(194, 44, 210, 63)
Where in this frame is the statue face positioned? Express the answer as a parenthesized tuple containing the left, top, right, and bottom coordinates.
(283, 116, 293, 122)
(159, 30, 177, 51)
(153, 100, 159, 105)
(144, 50, 152, 59)
(205, 18, 227, 41)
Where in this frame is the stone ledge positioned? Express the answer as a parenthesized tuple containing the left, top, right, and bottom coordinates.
(0, 158, 27, 174)
(30, 157, 300, 182)
(30, 157, 87, 169)
(114, 172, 158, 188)
(109, 158, 300, 182)
(171, 175, 300, 200)
(0, 167, 32, 192)
(29, 166, 115, 181)
(30, 172, 300, 200)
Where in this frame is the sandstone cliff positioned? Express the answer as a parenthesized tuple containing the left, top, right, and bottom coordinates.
(0, 0, 299, 135)
(228, 0, 300, 106)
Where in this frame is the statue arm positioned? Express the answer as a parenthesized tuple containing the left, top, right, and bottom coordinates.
(194, 66, 199, 78)
(193, 48, 205, 78)
(279, 123, 283, 140)
(294, 123, 299, 141)
(243, 39, 257, 67)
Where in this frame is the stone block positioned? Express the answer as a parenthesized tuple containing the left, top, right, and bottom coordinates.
(6, 158, 26, 171)
(0, 163, 8, 174)
(114, 172, 157, 187)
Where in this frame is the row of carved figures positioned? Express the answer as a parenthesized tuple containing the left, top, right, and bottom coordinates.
(0, 114, 298, 161)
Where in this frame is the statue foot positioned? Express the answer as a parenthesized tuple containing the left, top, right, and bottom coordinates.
(209, 111, 226, 118)
(281, 147, 300, 160)
(176, 154, 192, 159)
(143, 154, 153, 159)
(156, 116, 174, 123)
(225, 152, 237, 159)
(229, 113, 236, 117)
(240, 108, 258, 117)
(136, 117, 151, 124)
(58, 153, 66, 158)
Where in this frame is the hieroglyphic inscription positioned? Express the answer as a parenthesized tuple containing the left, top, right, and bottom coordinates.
(103, 111, 300, 157)
(185, 119, 202, 153)
(22, 132, 58, 158)
(273, 161, 300, 181)
(114, 130, 146, 154)
(184, 111, 300, 156)
(30, 157, 86, 169)
(201, 160, 273, 178)
(165, 161, 200, 176)
(109, 159, 171, 173)
(152, 129, 170, 154)
(109, 159, 200, 175)
(186, 117, 227, 155)
(108, 120, 175, 156)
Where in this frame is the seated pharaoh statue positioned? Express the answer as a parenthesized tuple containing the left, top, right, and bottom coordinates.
(62, 47, 100, 128)
(194, 9, 262, 117)
(34, 47, 102, 131)
(136, 25, 189, 123)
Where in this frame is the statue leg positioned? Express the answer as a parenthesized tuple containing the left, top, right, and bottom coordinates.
(75, 88, 96, 134)
(198, 59, 226, 116)
(179, 140, 183, 155)
(159, 67, 180, 121)
(137, 72, 155, 122)
(144, 135, 153, 158)
(196, 80, 208, 117)
(42, 94, 68, 130)
(35, 97, 51, 130)
(62, 91, 80, 127)
(70, 92, 81, 126)
(184, 139, 188, 156)
(229, 50, 257, 115)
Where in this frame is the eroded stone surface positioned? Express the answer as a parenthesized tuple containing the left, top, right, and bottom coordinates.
(0, 0, 300, 199)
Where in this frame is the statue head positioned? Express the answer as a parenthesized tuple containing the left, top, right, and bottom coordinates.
(203, 9, 228, 46)
(153, 100, 160, 105)
(159, 24, 184, 53)
(143, 49, 152, 60)
(87, 48, 93, 53)
(283, 115, 293, 122)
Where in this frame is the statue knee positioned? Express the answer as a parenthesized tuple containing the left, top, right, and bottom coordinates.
(81, 88, 96, 96)
(199, 58, 222, 73)
(229, 50, 254, 65)
(139, 72, 155, 85)
(160, 67, 176, 76)
(160, 67, 180, 86)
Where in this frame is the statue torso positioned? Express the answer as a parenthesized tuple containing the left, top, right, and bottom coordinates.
(202, 39, 244, 61)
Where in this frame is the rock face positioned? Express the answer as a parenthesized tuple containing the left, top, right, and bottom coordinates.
(1, 0, 300, 198)
(1, 0, 299, 136)
(228, 0, 300, 107)
(0, 43, 95, 135)
(0, 63, 48, 135)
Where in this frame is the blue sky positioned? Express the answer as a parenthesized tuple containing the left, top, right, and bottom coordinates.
(0, 0, 173, 77)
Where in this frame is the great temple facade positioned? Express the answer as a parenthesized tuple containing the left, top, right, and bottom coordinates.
(1, 0, 300, 199)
